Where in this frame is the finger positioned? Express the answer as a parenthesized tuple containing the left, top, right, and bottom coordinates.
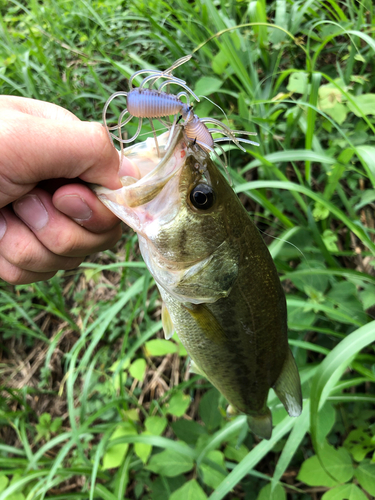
(0, 95, 80, 122)
(0, 207, 83, 272)
(0, 104, 122, 207)
(0, 254, 56, 285)
(52, 183, 121, 233)
(3, 112, 120, 188)
(12, 189, 122, 258)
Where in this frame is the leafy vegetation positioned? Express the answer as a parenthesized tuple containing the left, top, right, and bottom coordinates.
(1, 0, 375, 498)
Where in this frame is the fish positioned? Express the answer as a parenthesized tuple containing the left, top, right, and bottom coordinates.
(93, 125, 302, 439)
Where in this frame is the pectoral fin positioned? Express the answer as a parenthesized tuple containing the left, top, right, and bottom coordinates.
(161, 302, 174, 340)
(273, 348, 302, 417)
(172, 239, 240, 304)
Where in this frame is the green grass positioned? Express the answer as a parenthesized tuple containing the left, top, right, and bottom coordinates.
(1, 0, 375, 499)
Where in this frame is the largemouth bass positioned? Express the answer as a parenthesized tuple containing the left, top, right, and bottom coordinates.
(94, 126, 302, 439)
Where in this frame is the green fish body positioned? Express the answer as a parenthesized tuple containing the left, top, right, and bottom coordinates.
(94, 127, 302, 439)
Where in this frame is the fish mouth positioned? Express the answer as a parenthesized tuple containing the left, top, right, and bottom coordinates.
(93, 126, 188, 235)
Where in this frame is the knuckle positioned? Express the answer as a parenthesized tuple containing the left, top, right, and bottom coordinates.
(0, 264, 25, 285)
(9, 238, 38, 268)
(51, 231, 80, 256)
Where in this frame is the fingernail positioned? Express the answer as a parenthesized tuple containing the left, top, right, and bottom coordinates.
(54, 195, 92, 222)
(14, 195, 49, 231)
(0, 212, 6, 240)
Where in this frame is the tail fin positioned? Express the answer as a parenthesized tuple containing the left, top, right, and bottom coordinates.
(247, 407, 272, 440)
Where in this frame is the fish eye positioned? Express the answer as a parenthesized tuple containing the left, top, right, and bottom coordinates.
(190, 183, 215, 210)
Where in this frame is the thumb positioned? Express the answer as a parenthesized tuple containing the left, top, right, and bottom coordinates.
(0, 102, 122, 207)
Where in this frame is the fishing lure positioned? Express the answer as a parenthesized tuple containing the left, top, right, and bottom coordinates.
(102, 55, 199, 153)
(102, 55, 259, 160)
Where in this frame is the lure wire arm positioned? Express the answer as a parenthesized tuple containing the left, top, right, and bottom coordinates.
(207, 128, 260, 148)
(102, 91, 129, 143)
(158, 79, 200, 103)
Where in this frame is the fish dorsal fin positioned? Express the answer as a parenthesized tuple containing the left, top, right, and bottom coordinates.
(161, 302, 174, 340)
(247, 407, 273, 440)
(273, 348, 302, 417)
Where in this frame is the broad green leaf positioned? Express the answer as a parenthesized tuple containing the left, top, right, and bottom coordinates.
(289, 261, 329, 294)
(258, 483, 286, 500)
(123, 409, 139, 422)
(164, 390, 191, 417)
(359, 285, 375, 311)
(6, 494, 25, 500)
(321, 484, 368, 500)
(8, 475, 26, 500)
(324, 102, 347, 124)
(348, 94, 375, 116)
(199, 388, 222, 431)
(224, 444, 249, 463)
(194, 76, 223, 96)
(134, 432, 152, 464)
(313, 202, 329, 221)
(109, 358, 130, 372)
(325, 282, 367, 325)
(287, 72, 308, 94)
(146, 448, 194, 477)
(287, 301, 316, 327)
(212, 50, 229, 75)
(316, 403, 336, 442)
(354, 461, 375, 496)
(200, 451, 226, 489)
(322, 230, 339, 252)
(145, 339, 177, 356)
(297, 445, 353, 487)
(344, 428, 374, 462)
(297, 455, 337, 487)
(319, 81, 346, 109)
(129, 358, 147, 381)
(145, 416, 168, 436)
(102, 423, 137, 470)
(150, 476, 185, 500)
(318, 445, 353, 483)
(0, 477, 8, 494)
(172, 419, 207, 444)
(169, 480, 208, 500)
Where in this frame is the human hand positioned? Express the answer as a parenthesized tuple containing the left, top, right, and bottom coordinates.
(0, 96, 138, 284)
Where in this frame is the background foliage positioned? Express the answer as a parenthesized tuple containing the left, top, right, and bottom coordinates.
(1, 0, 375, 499)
